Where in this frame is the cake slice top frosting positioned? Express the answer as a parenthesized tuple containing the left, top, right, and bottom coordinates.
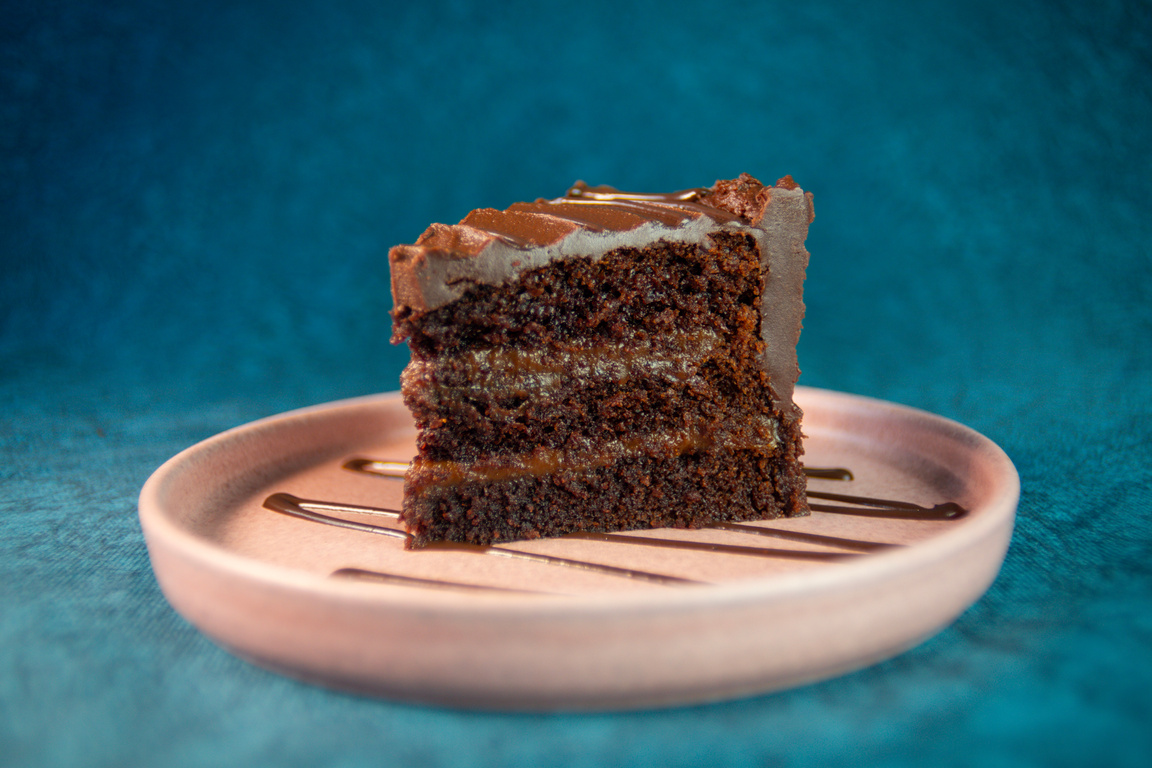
(389, 174, 813, 317)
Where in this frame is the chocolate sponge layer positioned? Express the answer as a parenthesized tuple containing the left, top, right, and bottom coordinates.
(403, 441, 807, 548)
(393, 231, 762, 357)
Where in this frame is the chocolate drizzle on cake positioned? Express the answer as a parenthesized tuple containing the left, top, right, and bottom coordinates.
(564, 182, 706, 202)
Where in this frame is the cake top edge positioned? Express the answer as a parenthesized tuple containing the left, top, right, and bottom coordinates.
(391, 174, 803, 262)
(389, 174, 810, 317)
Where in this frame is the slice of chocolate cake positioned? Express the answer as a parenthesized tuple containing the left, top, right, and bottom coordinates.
(389, 173, 813, 548)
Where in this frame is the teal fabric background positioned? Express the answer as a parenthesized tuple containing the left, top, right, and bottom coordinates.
(3, 0, 1150, 765)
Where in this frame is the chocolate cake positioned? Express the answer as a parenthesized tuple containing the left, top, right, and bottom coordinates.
(389, 173, 814, 548)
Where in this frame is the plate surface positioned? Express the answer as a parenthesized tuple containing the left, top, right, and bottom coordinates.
(138, 387, 1018, 710)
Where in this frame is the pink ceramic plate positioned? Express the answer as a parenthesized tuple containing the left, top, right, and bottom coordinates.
(138, 387, 1017, 710)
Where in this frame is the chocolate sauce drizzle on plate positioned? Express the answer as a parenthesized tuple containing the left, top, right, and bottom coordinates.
(261, 458, 969, 595)
(264, 491, 700, 589)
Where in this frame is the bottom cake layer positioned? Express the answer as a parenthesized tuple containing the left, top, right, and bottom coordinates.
(400, 445, 808, 548)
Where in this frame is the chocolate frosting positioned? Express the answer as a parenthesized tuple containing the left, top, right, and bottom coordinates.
(389, 174, 814, 418)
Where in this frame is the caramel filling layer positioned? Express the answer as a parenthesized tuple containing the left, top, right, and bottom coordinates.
(407, 330, 722, 396)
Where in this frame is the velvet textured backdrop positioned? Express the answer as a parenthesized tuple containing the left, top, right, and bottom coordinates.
(3, 1, 1150, 766)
